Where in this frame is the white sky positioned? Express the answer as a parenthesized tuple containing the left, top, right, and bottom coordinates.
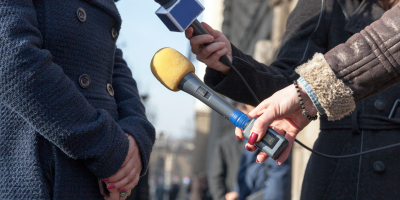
(116, 1, 200, 139)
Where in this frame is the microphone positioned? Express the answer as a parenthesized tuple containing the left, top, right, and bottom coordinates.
(151, 48, 288, 160)
(154, 0, 232, 68)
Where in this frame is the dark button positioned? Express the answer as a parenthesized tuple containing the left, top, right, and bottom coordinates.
(373, 161, 385, 173)
(77, 7, 87, 22)
(79, 74, 91, 89)
(107, 83, 114, 96)
(374, 100, 385, 111)
(111, 27, 119, 40)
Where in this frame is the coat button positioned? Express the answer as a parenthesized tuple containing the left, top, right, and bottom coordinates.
(107, 83, 114, 96)
(79, 74, 91, 88)
(373, 161, 385, 173)
(77, 7, 87, 22)
(111, 27, 119, 40)
(374, 100, 385, 111)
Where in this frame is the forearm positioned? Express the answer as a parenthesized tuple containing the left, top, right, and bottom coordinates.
(112, 48, 156, 176)
(204, 44, 294, 106)
(296, 4, 400, 120)
(204, 0, 329, 106)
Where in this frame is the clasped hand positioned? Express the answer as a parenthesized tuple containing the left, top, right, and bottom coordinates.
(102, 134, 142, 200)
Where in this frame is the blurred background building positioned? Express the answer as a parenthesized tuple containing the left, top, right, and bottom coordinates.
(116, 0, 320, 199)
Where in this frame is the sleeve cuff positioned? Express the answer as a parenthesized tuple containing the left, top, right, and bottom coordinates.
(295, 53, 356, 120)
(118, 118, 155, 177)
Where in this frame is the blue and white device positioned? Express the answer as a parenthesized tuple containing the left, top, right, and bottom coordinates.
(155, 0, 204, 32)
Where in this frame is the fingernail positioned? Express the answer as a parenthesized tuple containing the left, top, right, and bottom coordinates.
(277, 161, 281, 165)
(248, 132, 258, 145)
(256, 158, 261, 163)
(246, 145, 252, 151)
(107, 184, 115, 189)
(237, 136, 243, 140)
(120, 188, 126, 192)
(209, 36, 214, 41)
(101, 178, 108, 182)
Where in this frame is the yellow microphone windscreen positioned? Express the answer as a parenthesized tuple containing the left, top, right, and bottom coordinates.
(151, 48, 195, 91)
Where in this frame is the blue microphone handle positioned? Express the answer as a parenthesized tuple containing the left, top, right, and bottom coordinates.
(178, 72, 288, 160)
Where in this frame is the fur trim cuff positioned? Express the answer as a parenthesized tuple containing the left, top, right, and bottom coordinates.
(295, 53, 355, 121)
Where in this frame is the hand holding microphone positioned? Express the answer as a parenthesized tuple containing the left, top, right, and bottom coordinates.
(185, 22, 232, 75)
(154, 0, 233, 74)
(150, 48, 290, 163)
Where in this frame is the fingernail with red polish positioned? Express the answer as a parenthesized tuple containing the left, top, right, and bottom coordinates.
(277, 161, 281, 165)
(246, 145, 252, 151)
(248, 132, 258, 145)
(101, 178, 108, 182)
(120, 188, 126, 192)
(237, 136, 243, 140)
(107, 184, 115, 189)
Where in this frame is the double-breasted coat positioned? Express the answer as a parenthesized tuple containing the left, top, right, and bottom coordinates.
(0, 0, 155, 199)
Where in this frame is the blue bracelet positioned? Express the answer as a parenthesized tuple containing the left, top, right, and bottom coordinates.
(294, 80, 318, 121)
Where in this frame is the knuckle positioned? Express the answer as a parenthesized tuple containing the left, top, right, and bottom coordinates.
(190, 40, 196, 47)
(203, 47, 210, 55)
(123, 169, 130, 176)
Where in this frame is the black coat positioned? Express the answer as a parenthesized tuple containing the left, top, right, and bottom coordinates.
(204, 0, 400, 199)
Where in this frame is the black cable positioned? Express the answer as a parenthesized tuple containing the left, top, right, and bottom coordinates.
(229, 60, 400, 159)
(295, 139, 400, 158)
(225, 61, 261, 104)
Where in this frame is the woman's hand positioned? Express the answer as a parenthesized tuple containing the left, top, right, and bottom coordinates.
(102, 134, 142, 200)
(185, 22, 232, 75)
(235, 83, 317, 164)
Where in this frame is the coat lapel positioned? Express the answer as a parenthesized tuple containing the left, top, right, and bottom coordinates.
(344, 0, 385, 34)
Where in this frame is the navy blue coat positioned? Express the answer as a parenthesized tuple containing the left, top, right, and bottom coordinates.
(0, 0, 155, 199)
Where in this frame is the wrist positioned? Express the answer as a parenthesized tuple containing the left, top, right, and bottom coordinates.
(296, 82, 318, 117)
(297, 77, 325, 116)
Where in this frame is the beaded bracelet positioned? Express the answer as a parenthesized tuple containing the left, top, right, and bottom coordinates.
(293, 80, 318, 121)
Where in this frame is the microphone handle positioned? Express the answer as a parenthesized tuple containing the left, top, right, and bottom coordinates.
(190, 19, 232, 68)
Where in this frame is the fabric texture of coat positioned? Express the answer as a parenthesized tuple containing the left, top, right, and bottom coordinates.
(0, 0, 155, 199)
(204, 0, 400, 199)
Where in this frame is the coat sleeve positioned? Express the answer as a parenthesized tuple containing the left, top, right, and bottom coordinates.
(204, 0, 331, 106)
(296, 4, 400, 120)
(112, 48, 156, 176)
(0, 0, 129, 179)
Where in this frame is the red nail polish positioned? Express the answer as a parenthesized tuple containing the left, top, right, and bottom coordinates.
(248, 132, 258, 145)
(246, 145, 252, 151)
(237, 136, 243, 140)
(120, 188, 126, 192)
(107, 184, 115, 189)
(101, 178, 108, 182)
